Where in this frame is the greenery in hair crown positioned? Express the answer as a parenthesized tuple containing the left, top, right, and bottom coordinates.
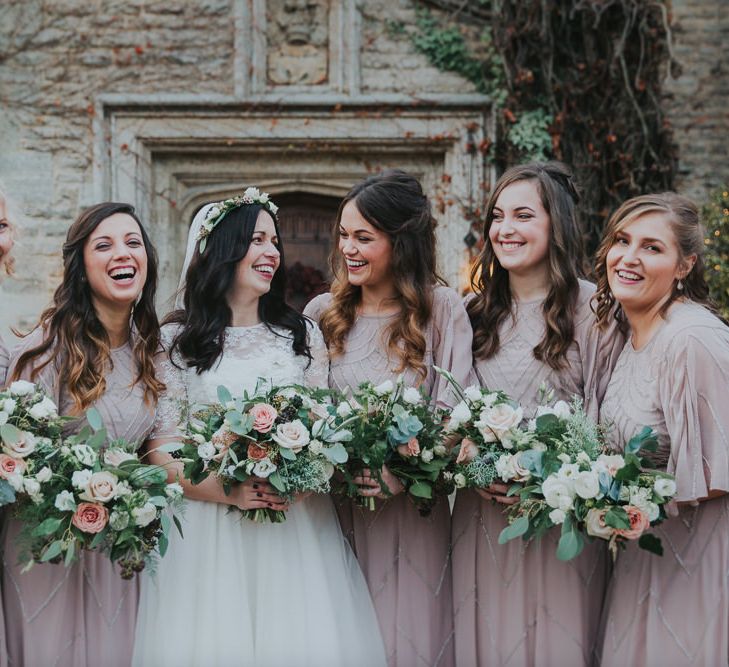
(196, 187, 279, 253)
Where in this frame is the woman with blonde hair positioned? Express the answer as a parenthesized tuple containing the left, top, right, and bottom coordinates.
(0, 185, 17, 384)
(452, 161, 624, 666)
(3, 202, 163, 667)
(594, 193, 729, 665)
(304, 169, 473, 667)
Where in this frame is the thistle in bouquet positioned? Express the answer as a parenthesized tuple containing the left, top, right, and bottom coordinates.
(341, 377, 453, 515)
(12, 408, 184, 579)
(0, 380, 70, 507)
(181, 383, 351, 523)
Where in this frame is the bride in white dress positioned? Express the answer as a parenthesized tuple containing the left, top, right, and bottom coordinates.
(132, 191, 386, 667)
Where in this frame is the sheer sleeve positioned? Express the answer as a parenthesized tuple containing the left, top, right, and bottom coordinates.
(150, 327, 188, 440)
(660, 324, 729, 503)
(6, 327, 62, 406)
(303, 322, 330, 391)
(302, 292, 332, 326)
(429, 286, 474, 409)
(0, 335, 9, 387)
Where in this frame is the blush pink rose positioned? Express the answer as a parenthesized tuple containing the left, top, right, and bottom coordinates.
(249, 403, 278, 433)
(455, 438, 479, 465)
(0, 454, 25, 479)
(71, 502, 109, 534)
(397, 437, 420, 458)
(616, 505, 651, 540)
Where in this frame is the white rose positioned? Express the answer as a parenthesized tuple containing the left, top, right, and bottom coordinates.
(654, 477, 677, 498)
(463, 385, 483, 402)
(454, 473, 467, 489)
(420, 449, 434, 463)
(165, 482, 184, 498)
(309, 439, 323, 455)
(71, 469, 93, 490)
(197, 442, 216, 461)
(109, 511, 130, 531)
(28, 396, 58, 420)
(573, 470, 601, 499)
(585, 508, 614, 539)
(79, 471, 119, 503)
(132, 502, 157, 527)
(252, 458, 277, 478)
(549, 508, 566, 525)
(23, 477, 41, 497)
(271, 420, 310, 452)
(402, 387, 422, 405)
(8, 380, 35, 396)
(475, 403, 523, 440)
(336, 402, 353, 418)
(3, 431, 36, 459)
(451, 401, 472, 424)
(495, 454, 516, 482)
(54, 489, 77, 511)
(103, 448, 137, 467)
(541, 475, 575, 511)
(71, 444, 97, 466)
(2, 398, 16, 414)
(374, 380, 394, 396)
(36, 466, 52, 483)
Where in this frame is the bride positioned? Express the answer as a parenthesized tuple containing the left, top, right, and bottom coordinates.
(132, 190, 386, 666)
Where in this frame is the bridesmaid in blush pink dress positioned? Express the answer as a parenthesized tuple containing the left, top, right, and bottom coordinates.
(452, 162, 625, 666)
(304, 170, 472, 667)
(2, 202, 163, 667)
(593, 193, 729, 665)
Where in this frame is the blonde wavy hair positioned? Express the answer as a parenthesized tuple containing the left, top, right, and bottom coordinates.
(319, 170, 444, 379)
(0, 185, 17, 276)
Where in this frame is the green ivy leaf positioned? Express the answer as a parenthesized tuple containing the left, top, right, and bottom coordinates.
(604, 506, 631, 530)
(638, 532, 664, 556)
(409, 481, 432, 499)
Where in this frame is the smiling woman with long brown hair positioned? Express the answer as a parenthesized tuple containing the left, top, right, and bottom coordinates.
(2, 202, 163, 667)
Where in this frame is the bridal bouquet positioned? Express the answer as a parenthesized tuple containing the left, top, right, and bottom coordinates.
(182, 384, 351, 523)
(0, 380, 69, 507)
(11, 408, 184, 579)
(340, 376, 453, 515)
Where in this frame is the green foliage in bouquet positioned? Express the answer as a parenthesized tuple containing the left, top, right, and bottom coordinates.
(703, 187, 729, 319)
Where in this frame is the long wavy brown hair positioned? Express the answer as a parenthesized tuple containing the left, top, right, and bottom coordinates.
(468, 161, 586, 370)
(319, 169, 444, 379)
(11, 202, 163, 413)
(593, 192, 713, 331)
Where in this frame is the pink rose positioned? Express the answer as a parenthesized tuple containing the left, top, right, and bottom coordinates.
(0, 454, 25, 479)
(455, 438, 479, 465)
(247, 443, 269, 461)
(616, 505, 651, 540)
(71, 502, 109, 534)
(397, 437, 420, 458)
(249, 403, 278, 433)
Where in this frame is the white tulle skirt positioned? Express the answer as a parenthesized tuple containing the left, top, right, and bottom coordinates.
(132, 495, 386, 667)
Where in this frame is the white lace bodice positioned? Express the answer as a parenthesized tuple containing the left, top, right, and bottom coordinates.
(152, 321, 329, 438)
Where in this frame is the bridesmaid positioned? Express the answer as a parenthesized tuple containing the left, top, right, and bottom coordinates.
(594, 193, 729, 665)
(304, 169, 472, 667)
(452, 162, 624, 666)
(2, 202, 163, 667)
(0, 186, 16, 384)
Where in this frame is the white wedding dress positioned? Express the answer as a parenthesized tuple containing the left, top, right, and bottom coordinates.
(132, 322, 386, 667)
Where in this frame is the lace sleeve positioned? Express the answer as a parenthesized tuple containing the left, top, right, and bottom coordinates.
(151, 329, 188, 440)
(303, 322, 330, 391)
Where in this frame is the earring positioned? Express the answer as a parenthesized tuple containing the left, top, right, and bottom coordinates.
(677, 279, 684, 291)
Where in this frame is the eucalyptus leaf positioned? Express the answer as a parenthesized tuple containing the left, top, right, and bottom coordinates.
(32, 517, 63, 537)
(278, 447, 296, 461)
(0, 423, 22, 446)
(40, 540, 63, 562)
(173, 515, 184, 538)
(129, 465, 168, 487)
(0, 479, 16, 506)
(498, 516, 530, 544)
(160, 513, 171, 537)
(556, 529, 584, 561)
(158, 532, 169, 557)
(90, 526, 109, 549)
(86, 407, 104, 432)
(322, 442, 348, 464)
(64, 540, 76, 567)
(217, 385, 233, 405)
(268, 471, 286, 493)
(408, 481, 432, 499)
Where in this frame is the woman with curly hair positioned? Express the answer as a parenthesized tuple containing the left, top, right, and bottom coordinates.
(452, 162, 624, 666)
(0, 185, 17, 385)
(3, 202, 163, 667)
(594, 193, 729, 665)
(304, 169, 472, 667)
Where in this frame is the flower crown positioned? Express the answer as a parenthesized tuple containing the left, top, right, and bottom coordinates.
(196, 187, 279, 253)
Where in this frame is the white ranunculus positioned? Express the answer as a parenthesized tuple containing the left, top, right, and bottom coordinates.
(573, 470, 601, 499)
(165, 482, 184, 498)
(420, 448, 434, 463)
(197, 442, 216, 461)
(79, 471, 119, 503)
(71, 469, 93, 490)
(36, 466, 52, 483)
(654, 477, 677, 498)
(463, 385, 483, 402)
(28, 396, 58, 420)
(585, 508, 613, 539)
(3, 431, 36, 459)
(54, 490, 77, 512)
(476, 403, 523, 440)
(2, 398, 16, 415)
(252, 458, 277, 478)
(132, 502, 157, 527)
(271, 420, 310, 452)
(109, 510, 130, 531)
(541, 475, 575, 511)
(8, 380, 35, 397)
(629, 486, 660, 521)
(549, 508, 567, 525)
(308, 439, 323, 455)
(454, 473, 467, 489)
(23, 477, 41, 497)
(373, 380, 394, 396)
(336, 401, 353, 418)
(402, 387, 422, 405)
(104, 448, 137, 467)
(71, 444, 97, 466)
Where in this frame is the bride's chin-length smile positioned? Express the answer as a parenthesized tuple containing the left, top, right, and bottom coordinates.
(82, 212, 148, 310)
(337, 200, 393, 290)
(233, 211, 280, 298)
